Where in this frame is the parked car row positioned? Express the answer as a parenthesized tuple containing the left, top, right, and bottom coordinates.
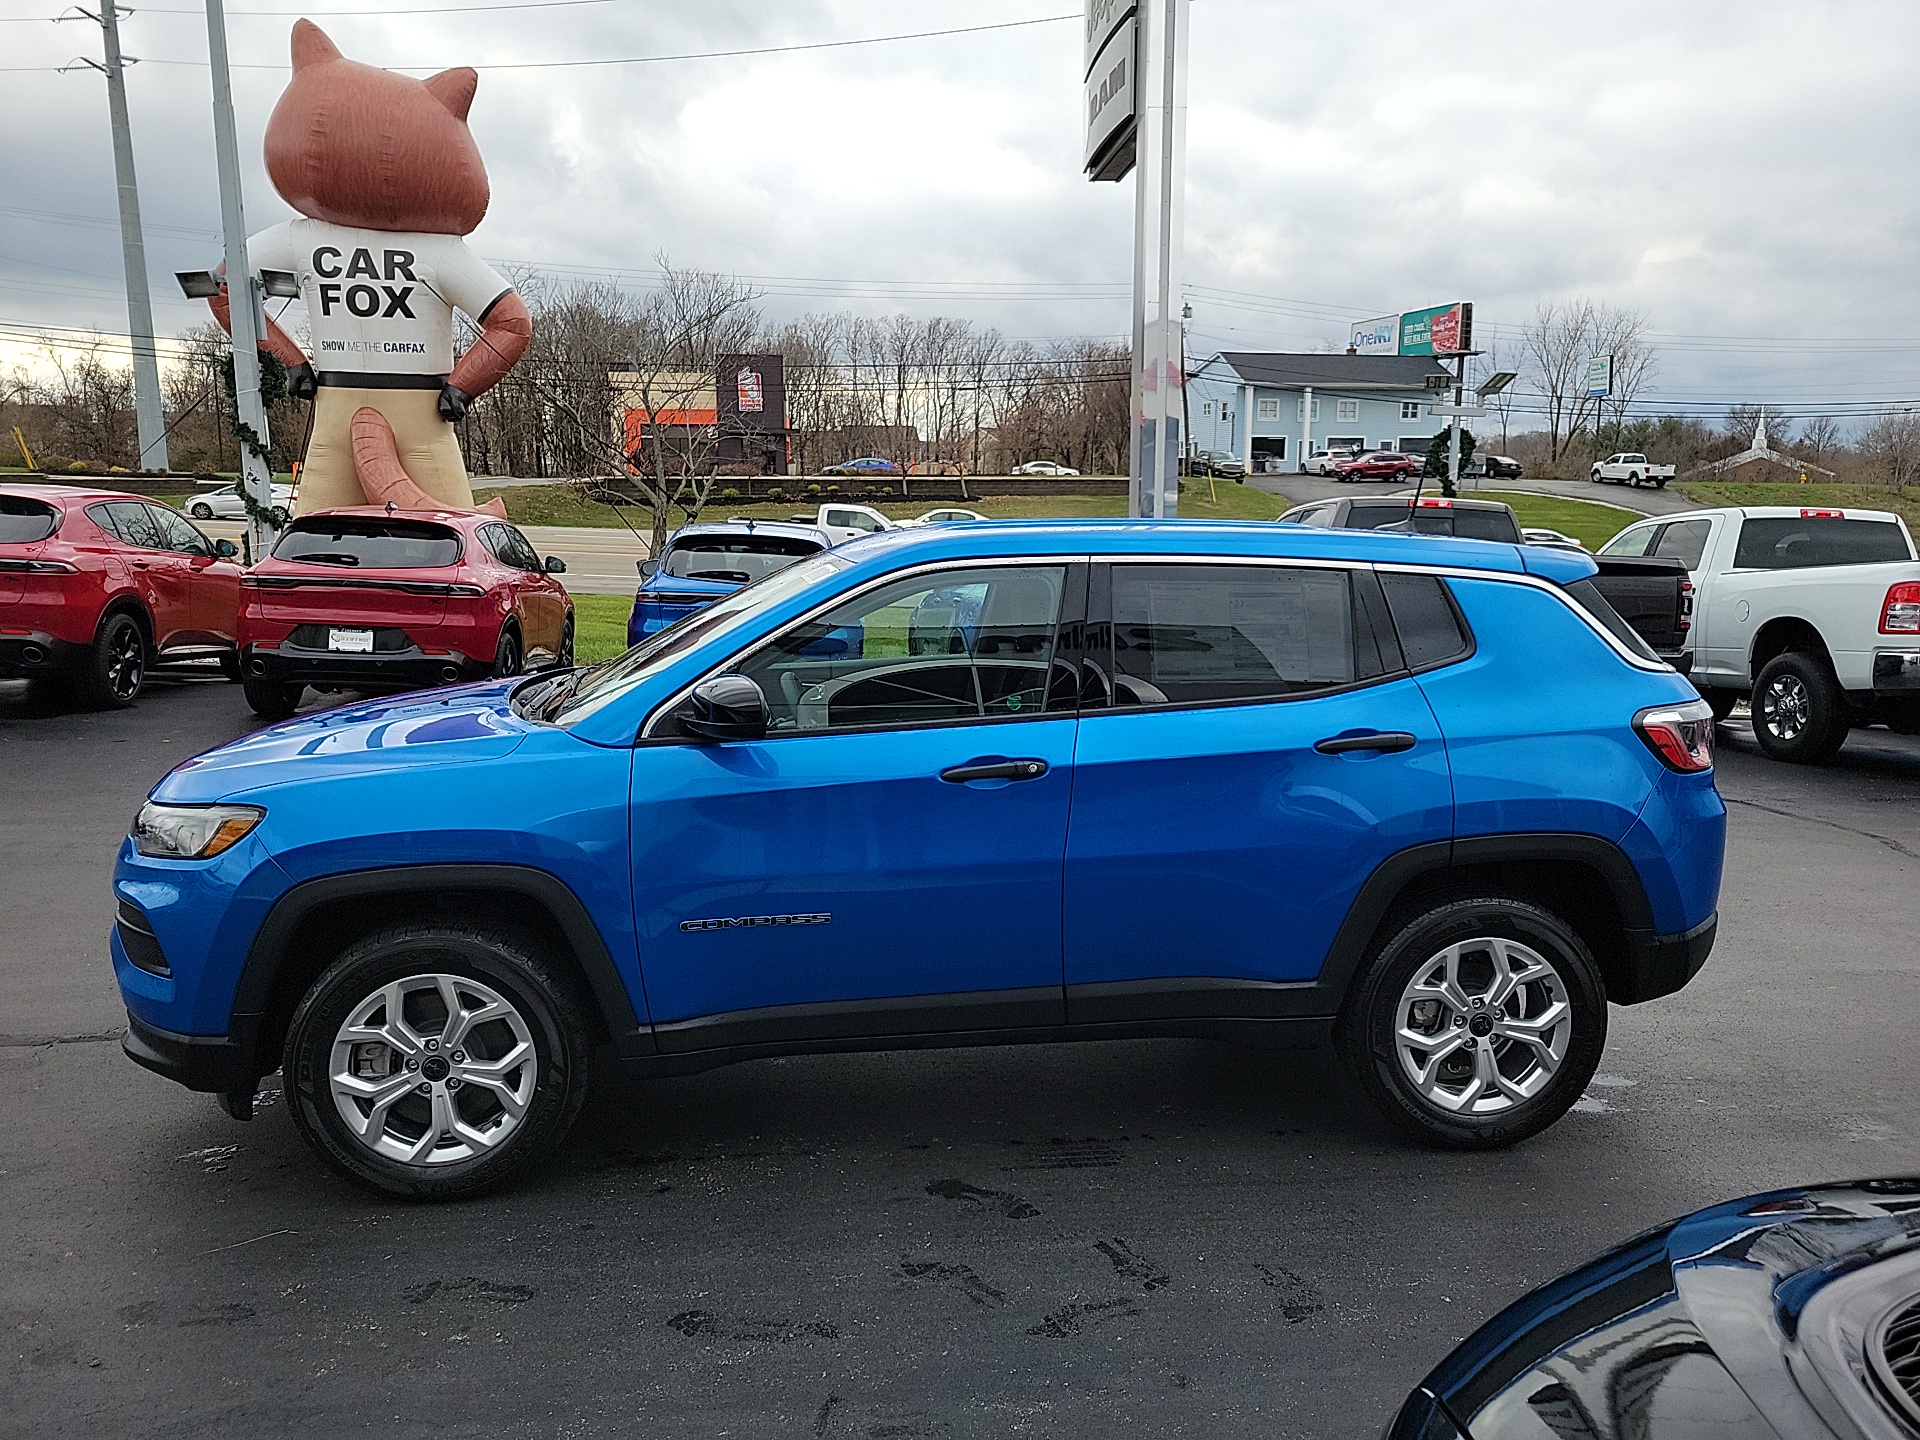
(0, 484, 573, 715)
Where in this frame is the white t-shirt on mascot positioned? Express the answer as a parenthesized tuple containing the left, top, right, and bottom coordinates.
(250, 219, 511, 379)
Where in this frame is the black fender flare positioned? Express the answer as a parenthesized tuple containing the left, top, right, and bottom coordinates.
(230, 863, 644, 1072)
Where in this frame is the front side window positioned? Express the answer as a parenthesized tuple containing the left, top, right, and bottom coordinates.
(1298, 398, 1322, 422)
(1337, 399, 1360, 423)
(1652, 518, 1710, 569)
(1401, 401, 1423, 421)
(1599, 525, 1657, 557)
(151, 506, 212, 556)
(1257, 397, 1280, 420)
(1108, 564, 1356, 705)
(731, 565, 1067, 733)
(1732, 516, 1911, 569)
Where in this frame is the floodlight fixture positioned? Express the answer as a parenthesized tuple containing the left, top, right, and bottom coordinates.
(175, 270, 220, 299)
(261, 269, 300, 299)
(1478, 370, 1519, 398)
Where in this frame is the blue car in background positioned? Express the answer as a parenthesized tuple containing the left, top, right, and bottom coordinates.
(110, 520, 1724, 1199)
(627, 520, 830, 647)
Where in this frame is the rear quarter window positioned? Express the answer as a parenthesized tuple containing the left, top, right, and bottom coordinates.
(0, 496, 59, 543)
(1378, 573, 1473, 670)
(273, 519, 463, 568)
(1732, 516, 1912, 569)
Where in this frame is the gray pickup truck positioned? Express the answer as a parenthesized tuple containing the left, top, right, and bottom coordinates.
(1278, 494, 1693, 669)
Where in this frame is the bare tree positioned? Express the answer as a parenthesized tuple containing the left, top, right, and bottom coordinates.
(1796, 415, 1841, 466)
(1519, 299, 1656, 462)
(1859, 412, 1920, 488)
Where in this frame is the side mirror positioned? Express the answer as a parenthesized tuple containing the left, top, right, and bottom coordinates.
(636, 557, 660, 581)
(544, 555, 567, 574)
(214, 539, 239, 558)
(680, 674, 768, 742)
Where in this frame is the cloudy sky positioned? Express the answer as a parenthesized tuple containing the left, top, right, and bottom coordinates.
(6, 0, 1920, 434)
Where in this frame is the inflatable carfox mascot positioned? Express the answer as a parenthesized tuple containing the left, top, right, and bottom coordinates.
(207, 19, 530, 515)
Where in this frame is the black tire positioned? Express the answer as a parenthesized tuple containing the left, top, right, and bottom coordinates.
(282, 924, 593, 1200)
(1337, 897, 1607, 1149)
(73, 610, 146, 710)
(1654, 478, 1667, 489)
(554, 612, 575, 670)
(1627, 472, 1641, 486)
(1590, 470, 1603, 483)
(1700, 687, 1740, 723)
(492, 624, 523, 679)
(243, 671, 304, 720)
(1752, 651, 1849, 763)
(1887, 703, 1920, 736)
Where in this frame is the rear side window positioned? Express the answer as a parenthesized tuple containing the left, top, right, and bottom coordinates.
(1732, 516, 1911, 569)
(0, 496, 58, 543)
(273, 519, 462, 569)
(1561, 578, 1661, 662)
(1599, 525, 1656, 557)
(1379, 573, 1472, 670)
(101, 500, 166, 550)
(662, 534, 822, 583)
(1109, 564, 1356, 704)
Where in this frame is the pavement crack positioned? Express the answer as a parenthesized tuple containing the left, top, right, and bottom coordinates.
(0, 1029, 126, 1048)
(1722, 795, 1919, 860)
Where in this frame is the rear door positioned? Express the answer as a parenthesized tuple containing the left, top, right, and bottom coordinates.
(1062, 560, 1452, 1015)
(101, 500, 193, 650)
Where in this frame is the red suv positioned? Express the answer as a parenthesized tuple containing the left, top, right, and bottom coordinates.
(237, 508, 574, 719)
(0, 485, 243, 708)
(1332, 451, 1420, 481)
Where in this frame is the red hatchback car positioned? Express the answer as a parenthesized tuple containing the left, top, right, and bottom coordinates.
(237, 507, 574, 719)
(0, 484, 243, 708)
(1333, 451, 1420, 481)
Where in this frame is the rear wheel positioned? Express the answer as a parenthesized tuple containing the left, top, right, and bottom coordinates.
(73, 611, 146, 710)
(282, 924, 593, 1199)
(1752, 651, 1849, 763)
(188, 502, 214, 520)
(218, 650, 243, 683)
(1700, 687, 1740, 722)
(243, 671, 304, 720)
(492, 624, 523, 679)
(1338, 897, 1606, 1148)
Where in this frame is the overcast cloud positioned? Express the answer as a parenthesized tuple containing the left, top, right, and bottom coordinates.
(6, 0, 1920, 431)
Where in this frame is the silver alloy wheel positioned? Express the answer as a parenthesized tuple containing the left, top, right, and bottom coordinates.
(1761, 673, 1811, 740)
(328, 973, 537, 1166)
(1394, 937, 1571, 1116)
(105, 623, 144, 700)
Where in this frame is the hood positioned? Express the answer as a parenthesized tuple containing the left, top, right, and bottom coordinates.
(1398, 1177, 1920, 1440)
(152, 679, 534, 803)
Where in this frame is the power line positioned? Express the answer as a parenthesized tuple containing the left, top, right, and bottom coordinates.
(0, 12, 1077, 72)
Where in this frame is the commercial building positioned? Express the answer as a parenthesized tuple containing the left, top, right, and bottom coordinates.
(1186, 352, 1453, 471)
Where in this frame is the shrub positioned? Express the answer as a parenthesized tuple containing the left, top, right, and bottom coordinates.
(807, 483, 822, 494)
(719, 487, 740, 500)
(824, 484, 840, 494)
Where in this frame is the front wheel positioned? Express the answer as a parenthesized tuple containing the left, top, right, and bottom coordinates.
(282, 924, 593, 1199)
(1590, 470, 1603, 483)
(1752, 651, 1849, 763)
(554, 612, 575, 669)
(1338, 898, 1607, 1148)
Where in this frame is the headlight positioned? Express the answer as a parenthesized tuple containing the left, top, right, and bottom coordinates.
(130, 802, 265, 859)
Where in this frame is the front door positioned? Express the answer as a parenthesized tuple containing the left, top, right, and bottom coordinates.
(102, 501, 194, 651)
(629, 561, 1080, 1045)
(1063, 561, 1453, 1012)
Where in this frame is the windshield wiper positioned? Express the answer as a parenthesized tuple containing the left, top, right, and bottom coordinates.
(293, 551, 362, 567)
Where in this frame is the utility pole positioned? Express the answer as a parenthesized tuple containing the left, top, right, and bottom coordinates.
(202, 0, 275, 557)
(67, 0, 169, 472)
(1127, 0, 1189, 518)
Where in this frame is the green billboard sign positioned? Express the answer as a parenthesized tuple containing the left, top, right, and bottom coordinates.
(1398, 302, 1472, 357)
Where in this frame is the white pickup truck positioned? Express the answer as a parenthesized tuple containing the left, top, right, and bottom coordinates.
(1590, 453, 1676, 488)
(1598, 505, 1920, 761)
(787, 502, 894, 545)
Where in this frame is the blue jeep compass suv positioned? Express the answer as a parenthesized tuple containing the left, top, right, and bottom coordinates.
(113, 521, 1725, 1198)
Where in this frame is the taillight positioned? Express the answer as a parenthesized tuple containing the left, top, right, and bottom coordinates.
(1881, 582, 1920, 634)
(1634, 699, 1716, 772)
(1801, 508, 1844, 519)
(1677, 577, 1694, 634)
(1416, 498, 1453, 508)
(0, 558, 77, 574)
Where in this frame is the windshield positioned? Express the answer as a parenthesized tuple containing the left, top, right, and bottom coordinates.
(0, 496, 58, 543)
(661, 534, 821, 583)
(273, 518, 463, 569)
(554, 553, 850, 728)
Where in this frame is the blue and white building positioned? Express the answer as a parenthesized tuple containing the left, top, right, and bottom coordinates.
(1186, 352, 1453, 471)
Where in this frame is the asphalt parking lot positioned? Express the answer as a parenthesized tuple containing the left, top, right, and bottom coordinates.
(4, 677, 1917, 1438)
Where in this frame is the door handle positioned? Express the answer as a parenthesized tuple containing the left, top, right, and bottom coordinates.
(940, 758, 1049, 783)
(1314, 731, 1417, 755)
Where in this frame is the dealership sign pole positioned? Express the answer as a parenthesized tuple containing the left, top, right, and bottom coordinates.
(1086, 0, 1188, 519)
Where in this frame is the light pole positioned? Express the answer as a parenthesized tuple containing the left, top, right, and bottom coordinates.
(1179, 300, 1192, 476)
(64, 0, 169, 472)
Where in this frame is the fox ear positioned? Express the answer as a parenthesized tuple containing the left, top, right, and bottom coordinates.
(290, 19, 342, 71)
(423, 66, 478, 121)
